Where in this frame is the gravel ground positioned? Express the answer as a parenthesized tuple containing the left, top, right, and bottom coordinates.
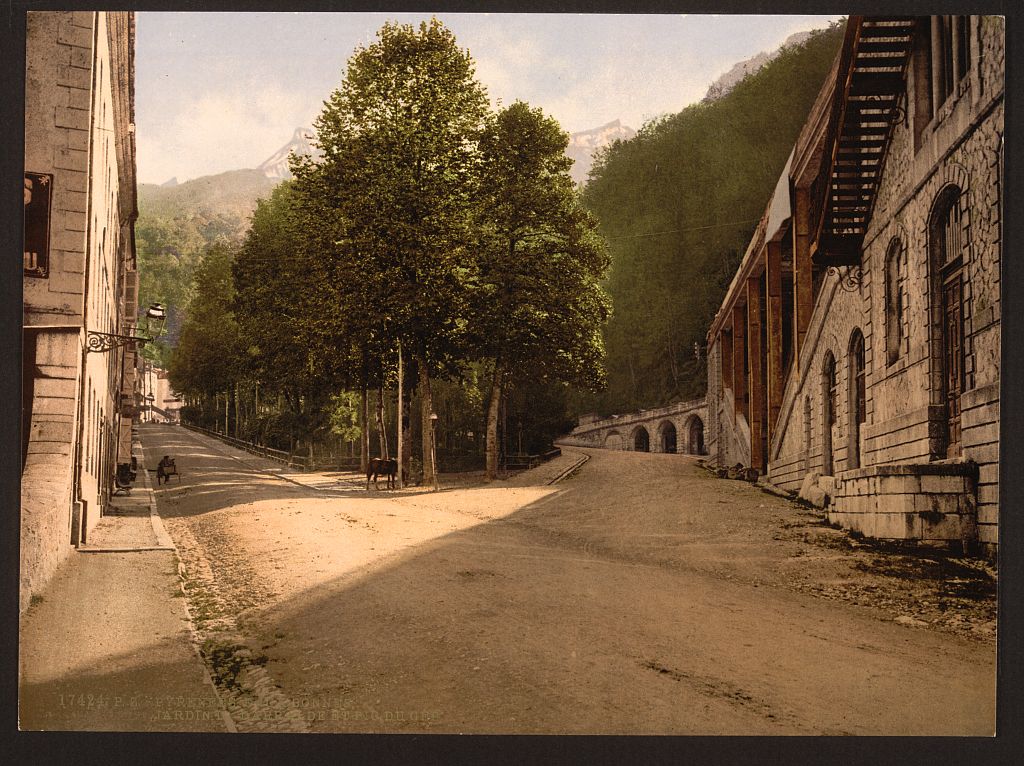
(140, 423, 996, 735)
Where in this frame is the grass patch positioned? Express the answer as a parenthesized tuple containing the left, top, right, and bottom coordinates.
(202, 640, 269, 690)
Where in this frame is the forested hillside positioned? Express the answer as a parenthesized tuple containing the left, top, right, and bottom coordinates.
(136, 169, 278, 356)
(580, 21, 844, 415)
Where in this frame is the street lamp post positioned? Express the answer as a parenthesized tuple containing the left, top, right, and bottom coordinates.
(397, 340, 404, 490)
(86, 303, 166, 354)
(429, 411, 439, 491)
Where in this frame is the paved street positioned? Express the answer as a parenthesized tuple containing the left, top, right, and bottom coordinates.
(140, 423, 996, 735)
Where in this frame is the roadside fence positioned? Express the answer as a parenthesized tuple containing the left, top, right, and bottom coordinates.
(180, 423, 360, 472)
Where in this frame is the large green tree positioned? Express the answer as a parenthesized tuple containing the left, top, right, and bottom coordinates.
(471, 101, 610, 478)
(293, 18, 490, 484)
(232, 181, 342, 454)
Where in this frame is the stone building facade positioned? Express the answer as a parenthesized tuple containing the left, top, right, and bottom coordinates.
(706, 17, 1003, 555)
(21, 11, 140, 611)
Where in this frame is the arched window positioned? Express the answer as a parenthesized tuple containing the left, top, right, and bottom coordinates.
(849, 329, 866, 469)
(929, 185, 970, 457)
(688, 416, 705, 455)
(802, 395, 812, 473)
(658, 421, 677, 453)
(821, 352, 837, 475)
(633, 426, 650, 453)
(884, 238, 906, 366)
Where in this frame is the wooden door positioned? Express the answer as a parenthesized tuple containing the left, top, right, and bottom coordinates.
(850, 332, 866, 469)
(942, 269, 964, 457)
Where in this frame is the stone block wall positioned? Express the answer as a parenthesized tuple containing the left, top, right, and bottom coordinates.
(20, 328, 81, 612)
(562, 399, 707, 454)
(23, 11, 94, 324)
(21, 11, 138, 610)
(706, 336, 752, 468)
(765, 17, 1003, 552)
(829, 462, 978, 545)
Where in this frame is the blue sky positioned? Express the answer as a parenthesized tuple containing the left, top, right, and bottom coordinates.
(135, 12, 842, 184)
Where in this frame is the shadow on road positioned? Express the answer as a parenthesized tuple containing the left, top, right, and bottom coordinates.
(140, 425, 995, 735)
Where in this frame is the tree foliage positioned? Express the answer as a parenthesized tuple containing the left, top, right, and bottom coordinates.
(167, 243, 244, 398)
(581, 23, 844, 414)
(292, 18, 493, 482)
(470, 101, 611, 475)
(297, 18, 490, 366)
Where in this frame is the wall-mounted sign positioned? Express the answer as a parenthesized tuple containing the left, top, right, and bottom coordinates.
(24, 172, 52, 278)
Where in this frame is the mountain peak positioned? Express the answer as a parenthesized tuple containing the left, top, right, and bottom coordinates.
(257, 127, 318, 179)
(703, 30, 815, 102)
(567, 121, 636, 185)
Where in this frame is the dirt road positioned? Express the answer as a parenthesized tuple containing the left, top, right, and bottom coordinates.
(140, 423, 996, 735)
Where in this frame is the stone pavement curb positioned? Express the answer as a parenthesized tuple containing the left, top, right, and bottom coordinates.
(133, 439, 239, 732)
(545, 448, 591, 485)
(166, 522, 309, 733)
(17, 437, 235, 732)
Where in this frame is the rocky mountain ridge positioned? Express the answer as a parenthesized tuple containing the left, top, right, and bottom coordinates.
(566, 120, 637, 185)
(257, 127, 320, 179)
(703, 30, 814, 102)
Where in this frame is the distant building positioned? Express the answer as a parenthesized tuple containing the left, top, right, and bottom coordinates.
(706, 17, 1003, 556)
(139, 363, 183, 423)
(21, 11, 139, 610)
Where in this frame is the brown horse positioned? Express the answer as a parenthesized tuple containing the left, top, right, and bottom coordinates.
(366, 457, 397, 490)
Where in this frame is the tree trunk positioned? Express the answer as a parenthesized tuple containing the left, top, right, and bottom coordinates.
(224, 390, 229, 435)
(419, 359, 436, 487)
(401, 377, 412, 487)
(359, 386, 369, 473)
(397, 340, 404, 488)
(485, 362, 503, 481)
(376, 384, 389, 459)
(501, 389, 508, 466)
(234, 382, 240, 438)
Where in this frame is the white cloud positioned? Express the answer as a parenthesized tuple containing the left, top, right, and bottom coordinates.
(458, 15, 725, 134)
(135, 13, 844, 182)
(137, 82, 318, 184)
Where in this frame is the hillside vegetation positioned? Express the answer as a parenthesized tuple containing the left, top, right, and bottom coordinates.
(136, 169, 277, 356)
(579, 21, 844, 415)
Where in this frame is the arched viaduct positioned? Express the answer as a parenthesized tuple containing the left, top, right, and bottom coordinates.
(558, 398, 708, 455)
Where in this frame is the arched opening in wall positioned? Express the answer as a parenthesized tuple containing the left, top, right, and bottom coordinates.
(688, 416, 705, 455)
(885, 238, 906, 367)
(802, 395, 812, 473)
(603, 430, 623, 450)
(821, 352, 837, 475)
(633, 426, 650, 452)
(657, 421, 677, 453)
(929, 184, 969, 458)
(848, 329, 866, 470)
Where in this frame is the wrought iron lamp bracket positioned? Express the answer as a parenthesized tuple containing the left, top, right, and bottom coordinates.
(826, 265, 863, 293)
(859, 92, 907, 127)
(86, 331, 152, 353)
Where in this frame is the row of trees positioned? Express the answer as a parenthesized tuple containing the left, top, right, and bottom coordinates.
(168, 19, 610, 482)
